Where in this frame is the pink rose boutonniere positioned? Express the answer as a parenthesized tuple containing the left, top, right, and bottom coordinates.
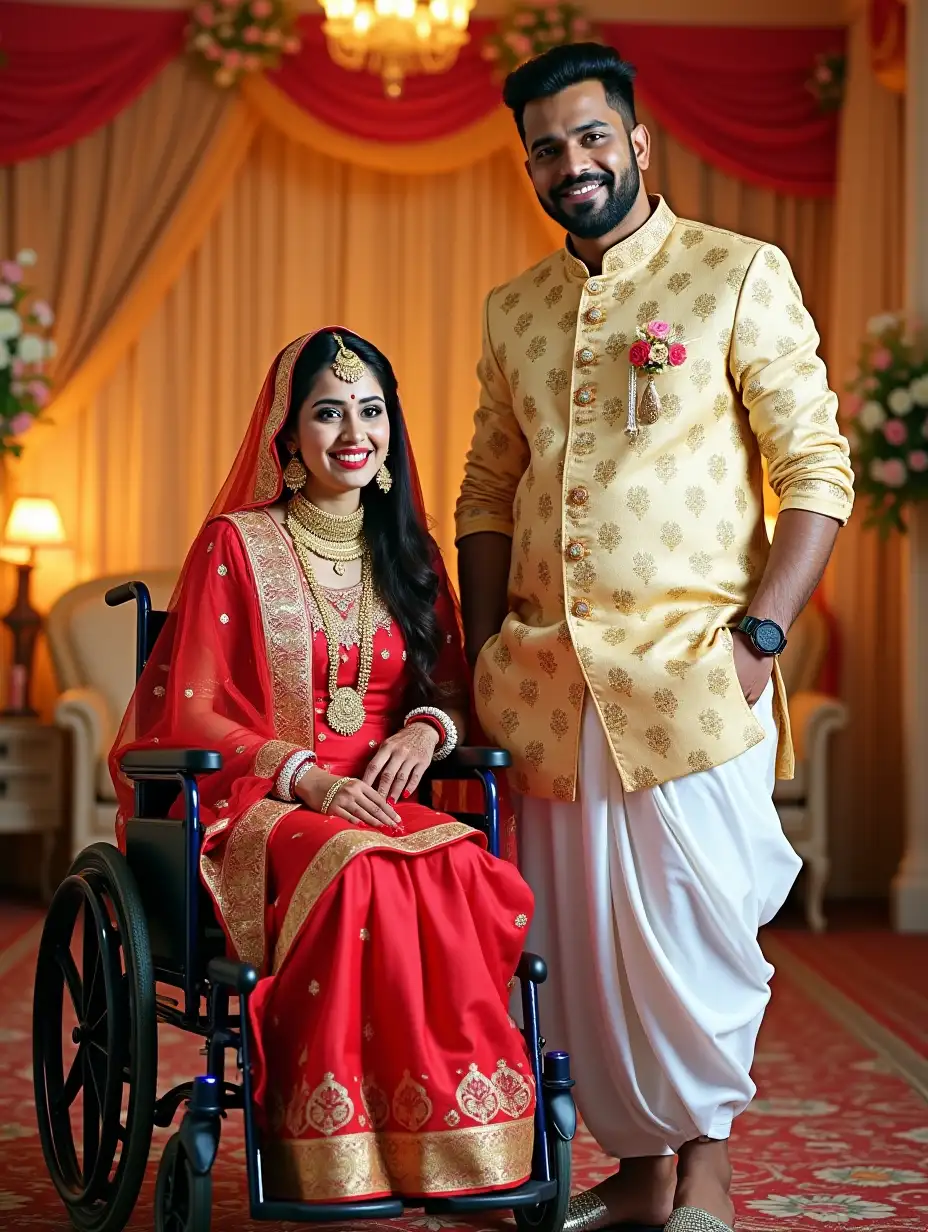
(625, 320, 688, 439)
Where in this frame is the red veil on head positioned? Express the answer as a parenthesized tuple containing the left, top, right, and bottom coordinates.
(110, 329, 516, 861)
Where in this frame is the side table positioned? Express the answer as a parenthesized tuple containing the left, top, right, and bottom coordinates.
(0, 717, 65, 902)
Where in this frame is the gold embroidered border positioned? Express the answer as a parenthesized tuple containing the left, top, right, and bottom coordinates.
(254, 334, 310, 504)
(273, 821, 477, 971)
(254, 739, 304, 780)
(261, 1119, 534, 1202)
(226, 510, 314, 748)
(201, 797, 297, 970)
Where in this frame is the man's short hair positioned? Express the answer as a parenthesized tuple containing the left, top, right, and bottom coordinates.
(503, 43, 637, 146)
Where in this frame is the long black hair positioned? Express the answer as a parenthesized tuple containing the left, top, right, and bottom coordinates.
(279, 330, 445, 708)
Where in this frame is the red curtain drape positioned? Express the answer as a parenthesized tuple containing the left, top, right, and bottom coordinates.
(0, 4, 185, 163)
(0, 2, 843, 196)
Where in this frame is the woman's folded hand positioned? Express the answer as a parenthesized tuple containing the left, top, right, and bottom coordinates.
(362, 723, 440, 804)
(296, 769, 402, 829)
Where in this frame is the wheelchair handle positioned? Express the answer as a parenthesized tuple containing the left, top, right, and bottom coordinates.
(105, 580, 151, 608)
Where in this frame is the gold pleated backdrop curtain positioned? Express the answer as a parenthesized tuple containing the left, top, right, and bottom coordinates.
(5, 58, 896, 898)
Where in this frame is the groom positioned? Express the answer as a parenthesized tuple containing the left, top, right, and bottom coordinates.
(455, 43, 853, 1232)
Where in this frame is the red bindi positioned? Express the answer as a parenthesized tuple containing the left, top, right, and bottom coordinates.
(350, 393, 356, 400)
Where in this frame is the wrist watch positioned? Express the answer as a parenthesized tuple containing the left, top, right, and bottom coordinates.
(734, 616, 787, 656)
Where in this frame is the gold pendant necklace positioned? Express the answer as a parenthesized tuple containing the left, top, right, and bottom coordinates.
(291, 540, 374, 737)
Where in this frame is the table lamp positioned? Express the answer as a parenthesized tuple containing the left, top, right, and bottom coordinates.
(1, 496, 66, 716)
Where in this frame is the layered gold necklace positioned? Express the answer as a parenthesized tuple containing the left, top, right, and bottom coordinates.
(286, 491, 364, 577)
(285, 494, 374, 737)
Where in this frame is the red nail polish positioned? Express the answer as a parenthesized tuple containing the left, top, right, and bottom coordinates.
(386, 796, 396, 806)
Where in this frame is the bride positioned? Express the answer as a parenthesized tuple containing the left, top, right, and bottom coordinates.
(111, 329, 536, 1202)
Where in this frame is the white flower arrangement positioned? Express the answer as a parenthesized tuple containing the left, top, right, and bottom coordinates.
(186, 0, 301, 89)
(0, 250, 55, 458)
(846, 312, 928, 535)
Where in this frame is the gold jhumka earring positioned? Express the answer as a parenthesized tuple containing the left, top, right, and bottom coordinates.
(283, 444, 308, 491)
(375, 458, 393, 494)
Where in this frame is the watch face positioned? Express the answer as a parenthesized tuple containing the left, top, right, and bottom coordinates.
(754, 620, 784, 654)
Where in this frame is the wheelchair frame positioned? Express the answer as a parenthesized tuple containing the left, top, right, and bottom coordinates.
(33, 580, 577, 1232)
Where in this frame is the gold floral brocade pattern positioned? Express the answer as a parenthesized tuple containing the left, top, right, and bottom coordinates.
(254, 335, 309, 503)
(261, 1119, 534, 1202)
(227, 511, 314, 748)
(456, 197, 853, 799)
(200, 798, 297, 970)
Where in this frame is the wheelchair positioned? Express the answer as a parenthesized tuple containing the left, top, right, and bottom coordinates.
(32, 580, 577, 1232)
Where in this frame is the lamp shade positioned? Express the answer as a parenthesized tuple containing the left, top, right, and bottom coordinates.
(3, 497, 66, 548)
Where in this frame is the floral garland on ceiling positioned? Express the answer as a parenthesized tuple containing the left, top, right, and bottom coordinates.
(483, 1, 596, 77)
(186, 0, 301, 89)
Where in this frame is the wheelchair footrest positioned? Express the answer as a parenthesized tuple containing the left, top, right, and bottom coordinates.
(251, 1197, 405, 1222)
(422, 1177, 559, 1213)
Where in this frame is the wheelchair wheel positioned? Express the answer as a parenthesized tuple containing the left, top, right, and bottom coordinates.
(514, 1134, 572, 1232)
(33, 842, 158, 1232)
(154, 1133, 212, 1232)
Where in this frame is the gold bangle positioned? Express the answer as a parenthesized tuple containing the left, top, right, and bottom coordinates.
(321, 776, 352, 815)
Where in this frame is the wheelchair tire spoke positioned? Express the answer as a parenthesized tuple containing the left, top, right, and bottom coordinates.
(61, 1047, 85, 1110)
(56, 947, 83, 1022)
(82, 1046, 101, 1177)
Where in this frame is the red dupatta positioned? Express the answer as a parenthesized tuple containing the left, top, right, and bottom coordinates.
(109, 331, 516, 965)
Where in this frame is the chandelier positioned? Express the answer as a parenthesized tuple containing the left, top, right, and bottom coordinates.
(319, 0, 475, 98)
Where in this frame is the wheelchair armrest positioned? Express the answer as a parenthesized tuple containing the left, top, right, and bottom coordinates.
(207, 956, 259, 995)
(120, 748, 223, 778)
(424, 746, 512, 778)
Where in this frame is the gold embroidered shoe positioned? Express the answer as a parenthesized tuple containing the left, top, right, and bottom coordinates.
(564, 1192, 611, 1232)
(564, 1191, 664, 1232)
(663, 1208, 734, 1232)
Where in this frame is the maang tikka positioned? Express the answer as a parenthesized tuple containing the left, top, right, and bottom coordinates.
(331, 332, 366, 383)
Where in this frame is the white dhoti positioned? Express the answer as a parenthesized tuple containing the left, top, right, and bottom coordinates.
(517, 683, 801, 1160)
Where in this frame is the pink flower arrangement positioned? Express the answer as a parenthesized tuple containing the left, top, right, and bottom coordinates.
(883, 419, 907, 446)
(629, 320, 688, 376)
(483, 3, 597, 75)
(0, 249, 56, 457)
(186, 0, 301, 88)
(849, 311, 928, 535)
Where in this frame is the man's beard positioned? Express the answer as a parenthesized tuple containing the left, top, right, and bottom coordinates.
(537, 148, 640, 240)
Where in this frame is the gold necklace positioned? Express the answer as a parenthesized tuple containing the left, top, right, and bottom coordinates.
(286, 493, 365, 577)
(291, 538, 374, 737)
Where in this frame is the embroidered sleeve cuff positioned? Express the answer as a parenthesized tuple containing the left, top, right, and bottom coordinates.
(253, 739, 307, 781)
(777, 484, 854, 526)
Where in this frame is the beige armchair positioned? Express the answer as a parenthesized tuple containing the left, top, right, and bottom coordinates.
(46, 571, 176, 859)
(773, 601, 848, 932)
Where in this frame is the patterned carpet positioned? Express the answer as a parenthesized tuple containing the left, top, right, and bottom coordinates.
(1, 904, 927, 1229)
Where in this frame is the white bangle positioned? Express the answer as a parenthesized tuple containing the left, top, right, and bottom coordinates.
(404, 706, 458, 761)
(274, 750, 316, 801)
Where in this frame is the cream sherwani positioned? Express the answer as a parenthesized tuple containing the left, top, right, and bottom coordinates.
(455, 198, 852, 1156)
